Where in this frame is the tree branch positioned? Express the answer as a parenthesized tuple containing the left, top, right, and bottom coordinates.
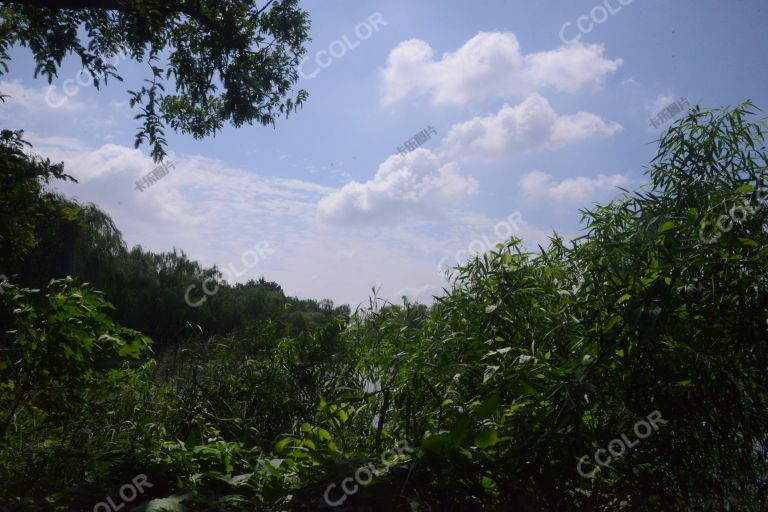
(254, 0, 273, 17)
(2, 0, 220, 33)
(1, 0, 132, 10)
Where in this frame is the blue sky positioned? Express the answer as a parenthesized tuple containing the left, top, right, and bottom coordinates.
(2, 0, 767, 307)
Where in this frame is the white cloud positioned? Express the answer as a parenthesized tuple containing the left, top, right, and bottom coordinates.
(26, 133, 85, 151)
(519, 170, 629, 205)
(380, 32, 622, 106)
(621, 76, 640, 87)
(0, 79, 83, 112)
(646, 93, 676, 118)
(25, 136, 490, 305)
(442, 93, 622, 160)
(27, 134, 336, 231)
(21, 135, 572, 307)
(317, 149, 478, 226)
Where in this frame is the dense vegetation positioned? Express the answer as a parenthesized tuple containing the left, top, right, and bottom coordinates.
(1, 104, 768, 511)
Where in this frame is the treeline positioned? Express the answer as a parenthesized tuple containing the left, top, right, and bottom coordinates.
(0, 129, 349, 346)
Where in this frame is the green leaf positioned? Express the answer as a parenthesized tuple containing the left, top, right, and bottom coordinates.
(275, 437, 294, 452)
(217, 473, 252, 487)
(483, 365, 500, 383)
(738, 237, 759, 247)
(475, 429, 499, 448)
(144, 496, 187, 512)
(474, 393, 499, 420)
(658, 220, 676, 233)
(421, 433, 456, 456)
(484, 347, 511, 359)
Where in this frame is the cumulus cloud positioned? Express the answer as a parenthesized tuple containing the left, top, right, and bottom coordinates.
(442, 93, 622, 160)
(380, 32, 622, 106)
(317, 149, 478, 226)
(519, 170, 629, 205)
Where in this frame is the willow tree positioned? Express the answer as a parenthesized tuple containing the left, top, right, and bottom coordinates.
(0, 0, 310, 159)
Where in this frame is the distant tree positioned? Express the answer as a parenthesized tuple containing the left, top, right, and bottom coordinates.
(319, 298, 334, 313)
(256, 277, 283, 293)
(0, 0, 310, 160)
(0, 129, 76, 267)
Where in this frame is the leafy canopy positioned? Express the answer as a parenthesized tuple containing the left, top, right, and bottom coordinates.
(0, 0, 311, 160)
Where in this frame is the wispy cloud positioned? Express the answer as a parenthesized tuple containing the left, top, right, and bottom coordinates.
(519, 170, 629, 206)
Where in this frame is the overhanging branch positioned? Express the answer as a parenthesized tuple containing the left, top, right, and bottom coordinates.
(1, 0, 131, 10)
(1, 0, 219, 32)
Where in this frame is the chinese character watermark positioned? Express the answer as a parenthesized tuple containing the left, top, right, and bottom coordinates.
(649, 97, 690, 129)
(135, 160, 174, 192)
(398, 125, 437, 158)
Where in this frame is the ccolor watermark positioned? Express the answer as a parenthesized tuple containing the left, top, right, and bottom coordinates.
(699, 186, 768, 244)
(184, 241, 274, 307)
(45, 50, 130, 108)
(577, 410, 667, 478)
(559, 0, 634, 44)
(92, 474, 152, 512)
(323, 440, 416, 507)
(437, 212, 526, 277)
(298, 12, 387, 80)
